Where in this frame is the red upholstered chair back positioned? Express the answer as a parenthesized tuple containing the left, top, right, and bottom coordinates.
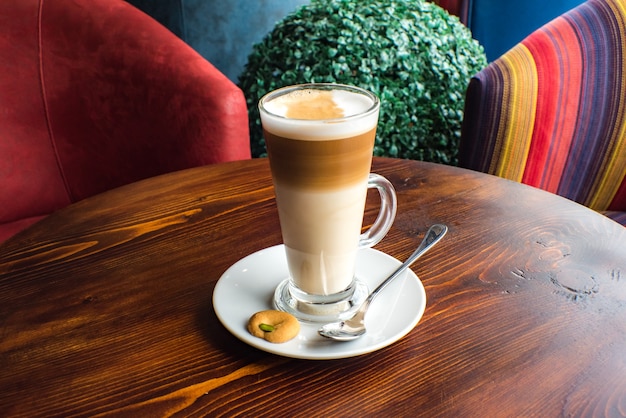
(0, 0, 251, 243)
(459, 0, 626, 226)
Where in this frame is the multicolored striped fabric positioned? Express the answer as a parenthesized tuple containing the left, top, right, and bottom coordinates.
(459, 0, 626, 225)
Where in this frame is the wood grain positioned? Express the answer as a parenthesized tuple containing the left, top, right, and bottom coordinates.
(1, 158, 625, 417)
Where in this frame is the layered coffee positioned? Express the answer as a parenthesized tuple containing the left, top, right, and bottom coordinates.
(261, 87, 379, 295)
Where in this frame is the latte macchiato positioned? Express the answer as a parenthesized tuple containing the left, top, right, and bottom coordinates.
(260, 84, 396, 321)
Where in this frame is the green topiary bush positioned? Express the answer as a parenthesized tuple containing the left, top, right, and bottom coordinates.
(238, 0, 487, 165)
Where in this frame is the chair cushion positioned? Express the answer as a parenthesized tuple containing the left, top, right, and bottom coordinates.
(460, 0, 626, 217)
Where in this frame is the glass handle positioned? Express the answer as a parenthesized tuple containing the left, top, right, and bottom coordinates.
(359, 173, 397, 248)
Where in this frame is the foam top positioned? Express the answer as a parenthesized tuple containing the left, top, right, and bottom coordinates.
(260, 88, 379, 140)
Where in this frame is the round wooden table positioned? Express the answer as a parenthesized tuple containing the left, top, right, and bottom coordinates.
(1, 158, 625, 417)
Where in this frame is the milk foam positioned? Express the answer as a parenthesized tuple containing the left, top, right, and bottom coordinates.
(261, 89, 379, 140)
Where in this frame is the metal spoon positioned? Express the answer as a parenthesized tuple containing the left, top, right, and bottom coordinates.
(318, 224, 448, 341)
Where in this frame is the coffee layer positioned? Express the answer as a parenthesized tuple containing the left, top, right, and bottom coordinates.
(265, 128, 376, 190)
(278, 183, 367, 294)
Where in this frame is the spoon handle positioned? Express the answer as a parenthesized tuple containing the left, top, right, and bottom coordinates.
(367, 224, 448, 303)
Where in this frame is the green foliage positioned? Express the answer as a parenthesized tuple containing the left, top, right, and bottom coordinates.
(238, 0, 487, 165)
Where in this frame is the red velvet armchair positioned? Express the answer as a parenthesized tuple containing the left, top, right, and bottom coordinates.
(0, 0, 251, 243)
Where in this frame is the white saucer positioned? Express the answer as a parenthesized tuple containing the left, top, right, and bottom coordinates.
(213, 244, 426, 360)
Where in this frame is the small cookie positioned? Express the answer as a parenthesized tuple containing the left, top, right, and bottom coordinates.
(247, 310, 300, 343)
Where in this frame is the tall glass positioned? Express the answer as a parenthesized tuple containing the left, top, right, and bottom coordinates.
(259, 83, 397, 322)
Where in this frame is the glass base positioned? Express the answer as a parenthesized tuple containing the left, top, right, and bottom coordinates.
(273, 278, 369, 323)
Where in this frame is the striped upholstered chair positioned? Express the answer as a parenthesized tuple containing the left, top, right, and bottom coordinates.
(459, 0, 626, 226)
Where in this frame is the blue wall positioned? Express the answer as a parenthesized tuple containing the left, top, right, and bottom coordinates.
(467, 0, 585, 61)
(184, 1, 310, 82)
(127, 0, 310, 82)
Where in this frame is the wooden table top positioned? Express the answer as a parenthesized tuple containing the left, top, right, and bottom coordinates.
(1, 157, 625, 417)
